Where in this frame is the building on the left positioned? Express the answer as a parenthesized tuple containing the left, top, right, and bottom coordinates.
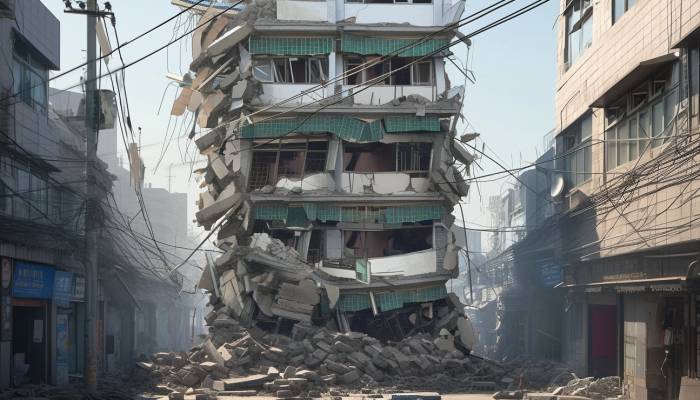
(0, 0, 201, 388)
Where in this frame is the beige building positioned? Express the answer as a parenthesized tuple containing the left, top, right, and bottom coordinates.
(554, 0, 700, 399)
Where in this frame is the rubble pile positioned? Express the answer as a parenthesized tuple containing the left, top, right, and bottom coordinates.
(133, 312, 571, 399)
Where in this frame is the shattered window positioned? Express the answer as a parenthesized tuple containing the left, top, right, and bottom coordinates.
(289, 58, 306, 84)
(253, 57, 329, 84)
(308, 59, 328, 83)
(253, 59, 273, 82)
(273, 59, 290, 82)
(248, 140, 329, 190)
(411, 61, 432, 85)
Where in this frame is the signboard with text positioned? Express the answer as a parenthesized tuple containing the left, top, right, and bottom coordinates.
(12, 262, 55, 299)
(53, 271, 73, 307)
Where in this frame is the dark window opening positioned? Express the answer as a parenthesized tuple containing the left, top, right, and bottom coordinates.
(391, 58, 411, 85)
(248, 152, 277, 190)
(346, 57, 364, 85)
(278, 151, 305, 178)
(344, 57, 432, 86)
(344, 142, 431, 174)
(397, 143, 431, 174)
(248, 140, 329, 190)
(344, 227, 433, 258)
(344, 143, 396, 172)
(307, 230, 323, 263)
(253, 57, 329, 84)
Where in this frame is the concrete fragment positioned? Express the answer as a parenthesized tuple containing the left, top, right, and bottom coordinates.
(212, 374, 269, 391)
(456, 316, 477, 350)
(207, 24, 252, 56)
(171, 87, 193, 116)
(337, 369, 360, 384)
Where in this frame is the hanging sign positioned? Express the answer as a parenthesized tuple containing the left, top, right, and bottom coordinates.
(12, 262, 55, 299)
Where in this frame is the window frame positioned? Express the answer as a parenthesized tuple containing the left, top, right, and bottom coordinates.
(604, 62, 680, 170)
(253, 56, 329, 84)
(612, 0, 636, 25)
(343, 57, 434, 86)
(343, 141, 432, 176)
(558, 113, 592, 188)
(248, 139, 330, 190)
(564, 0, 593, 67)
(12, 36, 48, 113)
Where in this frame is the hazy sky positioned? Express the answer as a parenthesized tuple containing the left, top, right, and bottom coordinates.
(41, 0, 559, 245)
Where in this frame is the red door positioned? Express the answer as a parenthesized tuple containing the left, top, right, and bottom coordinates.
(589, 304, 618, 377)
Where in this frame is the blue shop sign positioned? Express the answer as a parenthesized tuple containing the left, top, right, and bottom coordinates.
(12, 262, 55, 299)
(53, 271, 73, 306)
(539, 263, 563, 288)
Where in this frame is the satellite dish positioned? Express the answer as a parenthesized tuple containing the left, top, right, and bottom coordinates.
(550, 175, 565, 199)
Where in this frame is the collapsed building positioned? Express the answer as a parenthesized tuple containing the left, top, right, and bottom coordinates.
(171, 0, 476, 348)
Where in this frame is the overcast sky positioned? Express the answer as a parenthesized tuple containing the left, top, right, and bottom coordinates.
(41, 0, 559, 248)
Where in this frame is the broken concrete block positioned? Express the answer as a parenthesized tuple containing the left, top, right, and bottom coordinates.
(337, 369, 361, 384)
(332, 341, 354, 353)
(212, 374, 269, 391)
(207, 23, 252, 56)
(195, 192, 243, 229)
(456, 316, 477, 350)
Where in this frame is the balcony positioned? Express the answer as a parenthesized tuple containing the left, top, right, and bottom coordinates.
(341, 172, 430, 194)
(258, 83, 329, 106)
(344, 84, 437, 106)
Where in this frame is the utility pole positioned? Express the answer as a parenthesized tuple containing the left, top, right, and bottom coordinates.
(64, 1, 113, 393)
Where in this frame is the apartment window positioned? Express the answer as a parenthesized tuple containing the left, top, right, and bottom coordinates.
(612, 0, 635, 24)
(30, 174, 47, 220)
(0, 156, 14, 215)
(15, 164, 30, 219)
(248, 140, 329, 190)
(253, 57, 328, 84)
(559, 113, 592, 188)
(397, 143, 431, 173)
(12, 36, 47, 112)
(344, 142, 432, 176)
(564, 0, 593, 66)
(605, 63, 679, 170)
(344, 57, 433, 86)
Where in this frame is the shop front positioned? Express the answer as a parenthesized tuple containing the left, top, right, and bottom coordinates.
(0, 259, 86, 387)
